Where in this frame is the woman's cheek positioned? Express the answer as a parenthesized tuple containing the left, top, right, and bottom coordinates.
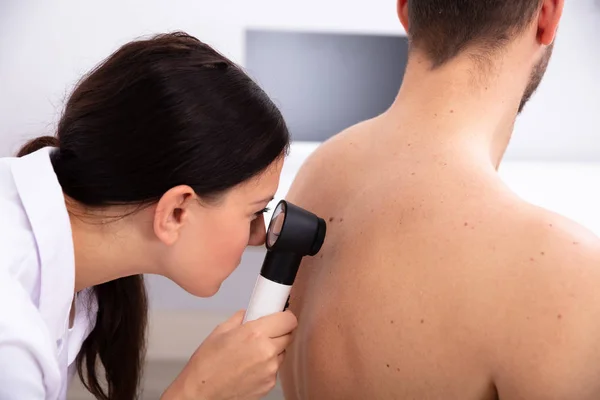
(228, 226, 251, 267)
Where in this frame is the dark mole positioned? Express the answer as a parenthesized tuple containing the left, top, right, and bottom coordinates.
(386, 364, 390, 368)
(408, 143, 412, 147)
(339, 218, 344, 223)
(328, 217, 334, 222)
(464, 222, 469, 227)
(530, 258, 535, 262)
(411, 172, 416, 176)
(391, 320, 394, 324)
(397, 368, 400, 372)
(557, 314, 562, 320)
(450, 109, 454, 113)
(202, 380, 206, 384)
(420, 319, 425, 324)
(541, 252, 545, 256)
(434, 113, 438, 117)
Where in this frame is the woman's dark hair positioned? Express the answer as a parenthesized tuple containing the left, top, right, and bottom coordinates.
(17, 31, 290, 400)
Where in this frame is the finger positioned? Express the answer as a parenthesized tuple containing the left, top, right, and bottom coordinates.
(249, 310, 298, 338)
(214, 310, 245, 334)
(270, 333, 294, 354)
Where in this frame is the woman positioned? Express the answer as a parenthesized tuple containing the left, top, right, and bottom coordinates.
(0, 32, 297, 400)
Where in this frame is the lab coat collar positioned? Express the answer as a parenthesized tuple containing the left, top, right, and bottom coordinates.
(10, 147, 75, 343)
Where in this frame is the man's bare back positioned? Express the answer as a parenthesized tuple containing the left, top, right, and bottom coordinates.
(279, 114, 600, 400)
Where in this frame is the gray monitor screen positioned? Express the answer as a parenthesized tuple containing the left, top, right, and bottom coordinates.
(245, 30, 409, 142)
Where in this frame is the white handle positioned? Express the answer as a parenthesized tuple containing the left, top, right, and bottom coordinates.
(243, 275, 291, 323)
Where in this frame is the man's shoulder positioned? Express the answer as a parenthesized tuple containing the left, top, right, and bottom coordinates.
(474, 193, 600, 297)
(525, 204, 600, 306)
(487, 199, 600, 398)
(299, 120, 374, 166)
(481, 193, 600, 324)
(286, 122, 371, 203)
(503, 200, 600, 273)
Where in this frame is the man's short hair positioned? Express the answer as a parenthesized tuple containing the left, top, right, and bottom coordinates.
(408, 1, 544, 67)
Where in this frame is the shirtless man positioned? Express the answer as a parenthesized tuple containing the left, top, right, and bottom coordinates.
(280, 1, 600, 399)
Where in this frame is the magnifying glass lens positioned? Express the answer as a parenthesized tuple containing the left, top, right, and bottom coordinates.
(267, 202, 286, 248)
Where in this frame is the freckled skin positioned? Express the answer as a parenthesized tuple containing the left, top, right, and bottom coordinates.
(280, 117, 600, 400)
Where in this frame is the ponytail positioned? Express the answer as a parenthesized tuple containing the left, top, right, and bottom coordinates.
(16, 135, 59, 157)
(77, 277, 148, 400)
(18, 137, 149, 400)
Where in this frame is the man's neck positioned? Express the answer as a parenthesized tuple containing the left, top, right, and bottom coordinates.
(387, 52, 530, 169)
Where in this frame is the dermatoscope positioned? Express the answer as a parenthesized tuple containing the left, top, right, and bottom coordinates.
(243, 200, 326, 323)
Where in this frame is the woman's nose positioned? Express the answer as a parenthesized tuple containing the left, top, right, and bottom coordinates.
(248, 216, 267, 246)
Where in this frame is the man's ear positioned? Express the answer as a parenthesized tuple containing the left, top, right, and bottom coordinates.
(537, 0, 564, 46)
(153, 185, 196, 246)
(398, 0, 410, 34)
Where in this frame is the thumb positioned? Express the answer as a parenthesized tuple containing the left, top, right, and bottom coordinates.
(213, 310, 245, 334)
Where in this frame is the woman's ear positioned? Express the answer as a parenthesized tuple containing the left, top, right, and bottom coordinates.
(398, 0, 410, 34)
(153, 185, 196, 246)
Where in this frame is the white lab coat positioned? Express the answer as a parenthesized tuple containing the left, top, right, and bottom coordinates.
(0, 147, 97, 400)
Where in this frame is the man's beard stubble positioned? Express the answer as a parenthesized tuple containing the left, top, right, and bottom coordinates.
(518, 43, 555, 113)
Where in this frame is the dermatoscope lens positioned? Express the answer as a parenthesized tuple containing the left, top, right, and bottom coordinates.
(267, 202, 286, 248)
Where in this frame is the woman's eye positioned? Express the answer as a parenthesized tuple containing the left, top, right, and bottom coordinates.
(251, 207, 270, 220)
(254, 207, 270, 217)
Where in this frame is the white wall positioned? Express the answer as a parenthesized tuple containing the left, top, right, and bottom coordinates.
(1, 1, 598, 312)
(510, 0, 600, 161)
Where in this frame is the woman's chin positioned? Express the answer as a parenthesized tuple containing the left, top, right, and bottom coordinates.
(186, 283, 221, 298)
(203, 284, 221, 297)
